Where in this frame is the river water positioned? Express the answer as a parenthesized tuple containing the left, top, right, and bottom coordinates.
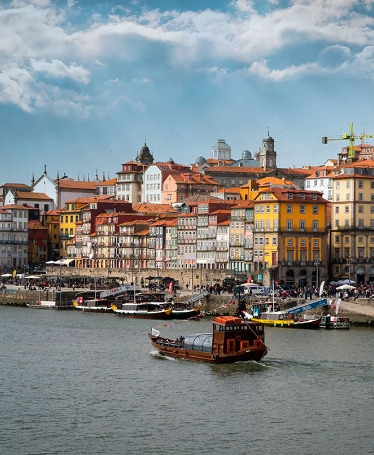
(0, 306, 373, 455)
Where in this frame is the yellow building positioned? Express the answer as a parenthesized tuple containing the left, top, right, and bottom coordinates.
(59, 198, 91, 258)
(253, 187, 329, 287)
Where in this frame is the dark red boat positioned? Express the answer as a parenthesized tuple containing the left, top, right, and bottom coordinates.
(149, 316, 268, 363)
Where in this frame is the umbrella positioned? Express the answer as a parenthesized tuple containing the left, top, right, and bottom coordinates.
(27, 275, 40, 280)
(1, 273, 12, 277)
(336, 284, 355, 290)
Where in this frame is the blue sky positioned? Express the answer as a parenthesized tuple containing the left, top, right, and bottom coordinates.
(1, 0, 374, 185)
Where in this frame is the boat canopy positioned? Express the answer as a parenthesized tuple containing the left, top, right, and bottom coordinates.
(184, 333, 212, 352)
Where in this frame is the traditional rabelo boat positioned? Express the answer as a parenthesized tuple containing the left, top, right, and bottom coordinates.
(111, 302, 173, 319)
(149, 315, 268, 363)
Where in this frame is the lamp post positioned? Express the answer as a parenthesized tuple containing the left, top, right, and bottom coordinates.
(347, 257, 351, 284)
(314, 255, 319, 289)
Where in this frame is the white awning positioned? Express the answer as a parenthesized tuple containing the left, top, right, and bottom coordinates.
(55, 258, 75, 266)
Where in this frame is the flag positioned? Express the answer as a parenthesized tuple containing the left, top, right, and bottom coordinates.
(246, 275, 252, 283)
(168, 280, 173, 294)
(151, 328, 160, 337)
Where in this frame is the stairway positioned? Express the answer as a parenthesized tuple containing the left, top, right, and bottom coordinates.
(186, 290, 209, 305)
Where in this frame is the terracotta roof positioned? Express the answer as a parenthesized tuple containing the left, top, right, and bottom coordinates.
(64, 195, 113, 204)
(95, 178, 117, 186)
(2, 183, 32, 189)
(56, 179, 98, 190)
(17, 191, 53, 201)
(2, 203, 34, 209)
(28, 220, 48, 230)
(133, 203, 179, 214)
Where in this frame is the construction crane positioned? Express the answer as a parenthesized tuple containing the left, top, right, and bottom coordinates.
(322, 122, 374, 159)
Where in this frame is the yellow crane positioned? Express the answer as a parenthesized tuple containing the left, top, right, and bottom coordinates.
(322, 122, 374, 159)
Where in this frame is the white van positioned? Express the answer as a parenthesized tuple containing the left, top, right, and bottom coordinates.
(235, 283, 268, 296)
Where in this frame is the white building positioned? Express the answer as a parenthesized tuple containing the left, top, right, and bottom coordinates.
(0, 204, 29, 273)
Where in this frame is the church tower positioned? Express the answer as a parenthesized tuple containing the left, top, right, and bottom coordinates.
(136, 142, 154, 165)
(254, 131, 277, 171)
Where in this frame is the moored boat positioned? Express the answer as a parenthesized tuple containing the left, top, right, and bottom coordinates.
(320, 315, 350, 329)
(149, 315, 268, 363)
(249, 310, 321, 329)
(111, 302, 173, 319)
(171, 302, 201, 319)
(27, 300, 56, 309)
(72, 298, 114, 312)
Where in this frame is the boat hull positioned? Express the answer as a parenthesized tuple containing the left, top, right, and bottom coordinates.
(149, 335, 267, 363)
(171, 309, 201, 319)
(115, 310, 172, 319)
(72, 300, 113, 313)
(251, 317, 321, 329)
(320, 316, 350, 329)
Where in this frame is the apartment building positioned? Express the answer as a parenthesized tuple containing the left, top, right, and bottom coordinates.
(330, 159, 374, 284)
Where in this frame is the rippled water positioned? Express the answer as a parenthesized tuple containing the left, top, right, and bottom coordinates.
(0, 307, 373, 455)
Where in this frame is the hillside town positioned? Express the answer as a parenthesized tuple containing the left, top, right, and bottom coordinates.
(1, 132, 374, 289)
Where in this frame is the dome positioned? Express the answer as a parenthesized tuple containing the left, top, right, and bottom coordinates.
(242, 150, 252, 160)
(195, 156, 207, 165)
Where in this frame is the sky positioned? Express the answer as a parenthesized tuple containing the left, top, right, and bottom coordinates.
(1, 0, 374, 185)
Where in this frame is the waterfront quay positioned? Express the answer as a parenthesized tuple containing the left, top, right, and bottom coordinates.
(1, 273, 374, 327)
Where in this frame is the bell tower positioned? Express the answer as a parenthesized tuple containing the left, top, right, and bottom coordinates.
(255, 131, 277, 170)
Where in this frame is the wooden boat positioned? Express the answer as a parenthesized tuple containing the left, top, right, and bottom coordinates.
(171, 302, 201, 319)
(111, 302, 173, 319)
(149, 315, 268, 363)
(320, 315, 350, 329)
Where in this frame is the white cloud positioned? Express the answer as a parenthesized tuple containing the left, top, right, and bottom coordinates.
(1, 0, 374, 113)
(30, 59, 90, 83)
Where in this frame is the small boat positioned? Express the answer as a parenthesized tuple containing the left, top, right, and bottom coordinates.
(249, 310, 321, 329)
(149, 315, 268, 363)
(72, 297, 114, 313)
(171, 302, 201, 319)
(320, 315, 350, 329)
(27, 300, 56, 309)
(111, 302, 173, 319)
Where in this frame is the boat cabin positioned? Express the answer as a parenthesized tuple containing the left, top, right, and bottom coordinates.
(210, 317, 265, 356)
(252, 302, 281, 317)
(116, 292, 167, 304)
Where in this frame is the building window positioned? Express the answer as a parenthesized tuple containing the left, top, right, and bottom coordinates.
(335, 206, 339, 214)
(358, 180, 363, 189)
(300, 205, 306, 214)
(286, 220, 293, 231)
(286, 204, 292, 213)
(345, 205, 349, 213)
(358, 193, 363, 201)
(300, 220, 305, 231)
(312, 206, 318, 214)
(358, 205, 364, 213)
(312, 220, 318, 231)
